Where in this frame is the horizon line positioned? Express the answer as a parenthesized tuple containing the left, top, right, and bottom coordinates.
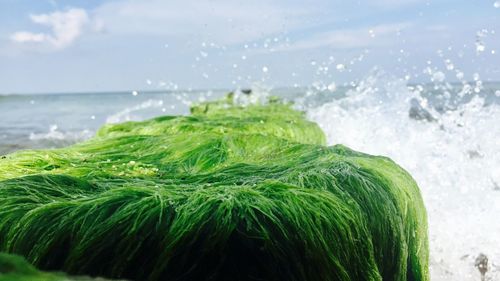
(1, 81, 499, 96)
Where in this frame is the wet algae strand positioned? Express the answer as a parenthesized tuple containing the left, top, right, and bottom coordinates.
(0, 96, 429, 281)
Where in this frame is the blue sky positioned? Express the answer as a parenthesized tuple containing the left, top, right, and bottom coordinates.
(0, 0, 499, 93)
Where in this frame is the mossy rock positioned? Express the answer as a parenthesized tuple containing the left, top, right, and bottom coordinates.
(0, 96, 429, 280)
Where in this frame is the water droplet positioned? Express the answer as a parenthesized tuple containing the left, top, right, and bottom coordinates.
(432, 71, 446, 83)
(476, 42, 485, 53)
(494, 1, 500, 8)
(146, 79, 152, 85)
(327, 82, 337, 92)
(445, 59, 454, 71)
(132, 91, 138, 96)
(473, 73, 480, 81)
(262, 66, 269, 73)
(336, 64, 345, 72)
(90, 115, 96, 120)
(475, 29, 489, 54)
(241, 55, 247, 60)
(312, 81, 326, 91)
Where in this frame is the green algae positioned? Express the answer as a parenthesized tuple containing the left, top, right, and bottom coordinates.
(0, 96, 429, 281)
(0, 252, 118, 281)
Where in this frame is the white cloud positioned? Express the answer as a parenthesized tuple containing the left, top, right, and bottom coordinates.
(10, 32, 48, 43)
(93, 0, 325, 45)
(276, 23, 412, 52)
(11, 8, 89, 49)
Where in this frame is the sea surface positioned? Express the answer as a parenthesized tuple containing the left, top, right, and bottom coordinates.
(1, 75, 499, 280)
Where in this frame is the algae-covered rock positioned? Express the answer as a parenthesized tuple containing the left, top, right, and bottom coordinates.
(0, 97, 429, 280)
(0, 252, 118, 280)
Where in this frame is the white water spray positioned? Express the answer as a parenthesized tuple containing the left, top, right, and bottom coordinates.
(307, 73, 500, 281)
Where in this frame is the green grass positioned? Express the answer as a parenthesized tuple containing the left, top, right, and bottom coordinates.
(0, 95, 429, 281)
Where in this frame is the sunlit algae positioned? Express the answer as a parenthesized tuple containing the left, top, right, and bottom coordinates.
(0, 95, 429, 281)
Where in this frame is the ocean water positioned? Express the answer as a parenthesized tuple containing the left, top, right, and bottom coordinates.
(0, 74, 499, 280)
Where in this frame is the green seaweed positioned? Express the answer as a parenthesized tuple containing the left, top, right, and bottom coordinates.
(0, 96, 429, 281)
(0, 252, 118, 280)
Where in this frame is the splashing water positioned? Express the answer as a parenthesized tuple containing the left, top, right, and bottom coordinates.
(307, 72, 500, 281)
(475, 29, 490, 54)
(106, 99, 165, 123)
(29, 124, 92, 141)
(27, 124, 94, 150)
